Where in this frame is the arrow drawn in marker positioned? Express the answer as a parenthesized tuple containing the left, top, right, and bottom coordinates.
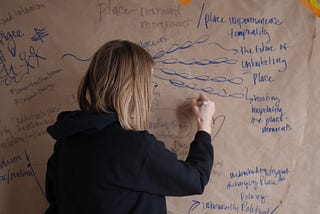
(210, 41, 239, 55)
(187, 200, 200, 214)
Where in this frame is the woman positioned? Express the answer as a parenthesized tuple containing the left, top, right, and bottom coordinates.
(45, 40, 215, 214)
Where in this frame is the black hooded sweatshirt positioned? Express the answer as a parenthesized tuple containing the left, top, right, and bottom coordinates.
(45, 111, 213, 214)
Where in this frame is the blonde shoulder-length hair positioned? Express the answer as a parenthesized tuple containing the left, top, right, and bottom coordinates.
(78, 40, 154, 131)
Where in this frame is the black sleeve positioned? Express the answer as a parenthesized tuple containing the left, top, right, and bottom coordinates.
(45, 142, 60, 214)
(137, 131, 214, 196)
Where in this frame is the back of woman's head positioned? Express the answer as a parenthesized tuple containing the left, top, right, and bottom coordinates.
(78, 40, 154, 131)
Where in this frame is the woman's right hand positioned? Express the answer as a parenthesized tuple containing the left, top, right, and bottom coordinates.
(191, 93, 215, 134)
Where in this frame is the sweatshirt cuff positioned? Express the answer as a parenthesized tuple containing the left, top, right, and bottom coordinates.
(195, 131, 211, 143)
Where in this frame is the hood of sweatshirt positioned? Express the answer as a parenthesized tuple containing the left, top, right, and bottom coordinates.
(47, 110, 118, 141)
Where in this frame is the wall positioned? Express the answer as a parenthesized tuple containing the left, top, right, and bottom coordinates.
(0, 0, 319, 213)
